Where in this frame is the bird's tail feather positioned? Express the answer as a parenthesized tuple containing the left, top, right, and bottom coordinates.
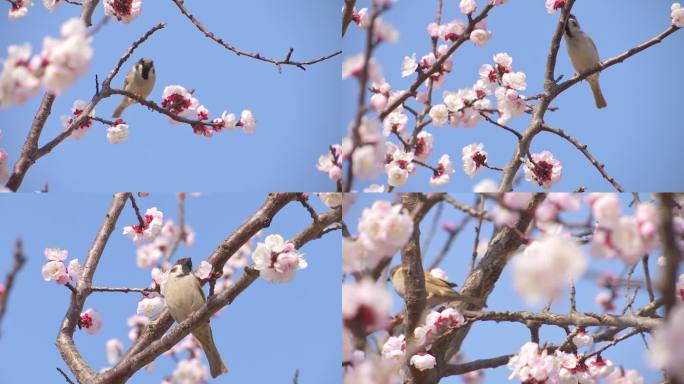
(588, 77, 607, 109)
(194, 325, 228, 378)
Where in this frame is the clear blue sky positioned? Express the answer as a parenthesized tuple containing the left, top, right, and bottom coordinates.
(0, 1, 340, 192)
(0, 193, 341, 383)
(344, 193, 667, 383)
(342, 1, 684, 192)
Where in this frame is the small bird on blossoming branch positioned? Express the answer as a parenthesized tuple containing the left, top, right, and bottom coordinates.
(164, 257, 228, 378)
(112, 57, 156, 118)
(564, 14, 607, 109)
(389, 265, 485, 308)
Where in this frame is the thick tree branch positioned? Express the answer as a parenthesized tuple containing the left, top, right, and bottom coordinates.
(56, 192, 130, 384)
(657, 193, 682, 316)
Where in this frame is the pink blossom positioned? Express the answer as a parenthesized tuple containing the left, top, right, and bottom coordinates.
(410, 353, 436, 371)
(45, 247, 68, 261)
(342, 279, 392, 335)
(107, 122, 128, 144)
(524, 151, 562, 189)
(572, 329, 594, 349)
(103, 0, 142, 23)
(512, 234, 586, 305)
(462, 143, 487, 178)
(381, 334, 406, 359)
(357, 200, 413, 256)
(251, 234, 307, 283)
(545, 0, 565, 13)
(122, 207, 164, 243)
(136, 296, 165, 319)
(469, 29, 491, 47)
(61, 99, 95, 140)
(430, 154, 454, 187)
(41, 260, 68, 284)
(673, 3, 684, 27)
(106, 338, 124, 365)
(460, 0, 477, 14)
(648, 303, 684, 381)
(79, 308, 102, 334)
(430, 268, 448, 281)
(194, 260, 213, 280)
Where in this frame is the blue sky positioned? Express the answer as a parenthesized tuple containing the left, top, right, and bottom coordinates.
(0, 193, 341, 383)
(0, 1, 340, 192)
(344, 192, 668, 383)
(342, 0, 684, 192)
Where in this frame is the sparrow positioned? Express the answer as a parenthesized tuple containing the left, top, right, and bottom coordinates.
(389, 265, 485, 308)
(164, 258, 228, 378)
(112, 58, 156, 118)
(564, 14, 607, 109)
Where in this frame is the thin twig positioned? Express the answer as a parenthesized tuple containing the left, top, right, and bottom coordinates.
(541, 124, 624, 192)
(0, 239, 27, 337)
(171, 0, 340, 72)
(128, 195, 146, 228)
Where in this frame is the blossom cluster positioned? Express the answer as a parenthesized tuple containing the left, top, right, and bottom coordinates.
(317, 144, 343, 182)
(0, 18, 92, 106)
(379, 307, 467, 372)
(507, 342, 630, 384)
(40, 247, 82, 286)
(103, 0, 143, 23)
(251, 234, 307, 283)
(122, 207, 165, 243)
(160, 85, 256, 137)
(588, 194, 680, 264)
(344, 200, 413, 273)
(59, 98, 128, 143)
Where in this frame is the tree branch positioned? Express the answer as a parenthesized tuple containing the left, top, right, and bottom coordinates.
(0, 238, 27, 338)
(56, 192, 130, 384)
(170, 0, 341, 72)
(541, 124, 624, 192)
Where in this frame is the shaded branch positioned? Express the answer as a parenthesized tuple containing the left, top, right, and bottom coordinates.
(442, 354, 512, 377)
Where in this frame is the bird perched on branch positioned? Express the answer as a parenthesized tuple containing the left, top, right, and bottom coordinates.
(389, 265, 485, 308)
(112, 58, 156, 117)
(164, 257, 228, 378)
(564, 14, 607, 109)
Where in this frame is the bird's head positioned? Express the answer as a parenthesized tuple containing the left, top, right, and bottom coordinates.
(565, 14, 582, 37)
(170, 257, 192, 277)
(136, 58, 155, 80)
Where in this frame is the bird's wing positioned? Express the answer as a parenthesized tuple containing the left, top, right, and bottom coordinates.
(425, 273, 458, 289)
(123, 71, 131, 90)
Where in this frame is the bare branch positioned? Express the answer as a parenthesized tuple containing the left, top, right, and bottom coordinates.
(442, 354, 512, 377)
(0, 239, 27, 337)
(170, 0, 340, 72)
(541, 124, 624, 192)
